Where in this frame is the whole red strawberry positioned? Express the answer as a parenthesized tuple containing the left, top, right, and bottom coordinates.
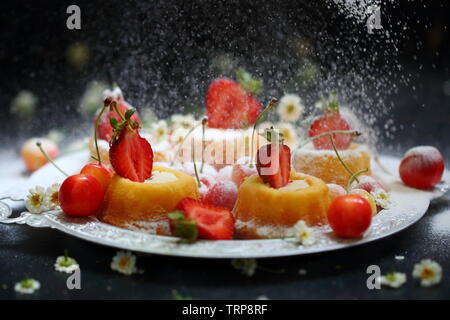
(206, 69, 263, 129)
(308, 95, 352, 150)
(256, 128, 291, 189)
(108, 107, 153, 182)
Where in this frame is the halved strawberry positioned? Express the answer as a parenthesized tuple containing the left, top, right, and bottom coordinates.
(96, 100, 140, 142)
(206, 78, 261, 129)
(256, 142, 291, 189)
(176, 198, 234, 240)
(109, 125, 153, 182)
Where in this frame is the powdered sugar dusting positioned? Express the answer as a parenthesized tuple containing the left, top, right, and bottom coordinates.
(404, 146, 443, 163)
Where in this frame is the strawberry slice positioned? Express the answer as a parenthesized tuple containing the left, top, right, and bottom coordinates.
(176, 198, 234, 240)
(206, 78, 261, 129)
(308, 111, 351, 150)
(109, 126, 153, 182)
(96, 100, 140, 142)
(256, 142, 291, 189)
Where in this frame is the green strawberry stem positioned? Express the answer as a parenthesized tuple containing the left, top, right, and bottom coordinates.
(170, 122, 202, 166)
(200, 117, 207, 174)
(94, 97, 112, 165)
(35, 141, 68, 177)
(249, 97, 278, 168)
(236, 68, 263, 96)
(299, 130, 361, 149)
(192, 141, 202, 188)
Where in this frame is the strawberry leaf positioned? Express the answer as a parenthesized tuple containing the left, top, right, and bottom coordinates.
(168, 210, 198, 243)
(125, 109, 135, 120)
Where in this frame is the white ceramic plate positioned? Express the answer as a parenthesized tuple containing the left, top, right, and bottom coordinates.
(0, 150, 448, 259)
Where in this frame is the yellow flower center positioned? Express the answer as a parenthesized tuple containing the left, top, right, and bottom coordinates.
(287, 104, 295, 114)
(118, 257, 130, 269)
(421, 268, 434, 279)
(51, 191, 59, 205)
(31, 194, 42, 207)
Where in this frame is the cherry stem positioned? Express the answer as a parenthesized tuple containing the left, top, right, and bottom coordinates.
(111, 101, 126, 122)
(170, 122, 201, 166)
(299, 130, 361, 149)
(250, 97, 278, 168)
(200, 117, 207, 174)
(346, 168, 369, 193)
(94, 97, 112, 166)
(329, 136, 359, 185)
(192, 140, 202, 188)
(36, 142, 68, 177)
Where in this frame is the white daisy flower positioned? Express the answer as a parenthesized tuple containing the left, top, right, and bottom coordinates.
(171, 114, 197, 130)
(277, 94, 304, 122)
(10, 90, 37, 117)
(25, 186, 49, 214)
(14, 277, 40, 294)
(412, 259, 442, 287)
(170, 128, 189, 146)
(293, 220, 315, 246)
(44, 183, 61, 210)
(275, 122, 298, 147)
(378, 272, 407, 288)
(231, 259, 257, 277)
(54, 251, 79, 273)
(371, 188, 390, 209)
(111, 251, 138, 275)
(151, 120, 169, 143)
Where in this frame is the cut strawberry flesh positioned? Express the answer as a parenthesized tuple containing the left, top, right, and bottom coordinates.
(109, 127, 153, 182)
(206, 78, 261, 129)
(256, 143, 291, 189)
(308, 112, 352, 150)
(176, 198, 234, 240)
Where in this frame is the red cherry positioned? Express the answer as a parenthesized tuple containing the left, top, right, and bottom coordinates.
(59, 174, 105, 217)
(399, 146, 444, 189)
(203, 181, 238, 210)
(309, 111, 352, 150)
(80, 163, 114, 192)
(327, 194, 372, 238)
(350, 175, 387, 193)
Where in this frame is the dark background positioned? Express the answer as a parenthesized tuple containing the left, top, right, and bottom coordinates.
(0, 0, 450, 300)
(0, 0, 449, 159)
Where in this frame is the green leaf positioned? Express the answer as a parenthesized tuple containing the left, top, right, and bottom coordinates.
(125, 109, 135, 120)
(167, 211, 198, 243)
(236, 68, 263, 96)
(109, 116, 119, 129)
(168, 211, 185, 220)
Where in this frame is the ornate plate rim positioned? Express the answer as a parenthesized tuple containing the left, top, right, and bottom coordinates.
(0, 151, 448, 259)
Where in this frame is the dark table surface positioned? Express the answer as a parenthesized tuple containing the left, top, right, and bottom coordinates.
(1, 188, 449, 300)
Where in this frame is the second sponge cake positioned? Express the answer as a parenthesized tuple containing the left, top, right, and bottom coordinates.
(233, 171, 330, 239)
